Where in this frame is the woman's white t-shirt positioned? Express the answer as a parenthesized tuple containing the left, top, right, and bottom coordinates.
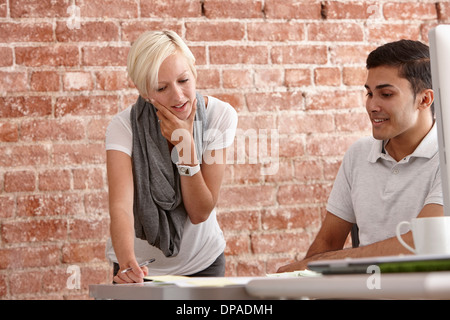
(105, 96, 237, 275)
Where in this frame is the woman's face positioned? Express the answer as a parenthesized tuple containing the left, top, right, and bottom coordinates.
(148, 51, 196, 120)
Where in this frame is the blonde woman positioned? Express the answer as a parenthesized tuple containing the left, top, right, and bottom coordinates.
(105, 30, 237, 283)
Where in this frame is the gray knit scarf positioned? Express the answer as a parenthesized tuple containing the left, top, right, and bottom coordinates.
(130, 93, 206, 257)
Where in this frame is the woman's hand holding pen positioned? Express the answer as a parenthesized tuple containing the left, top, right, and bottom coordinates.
(114, 260, 149, 284)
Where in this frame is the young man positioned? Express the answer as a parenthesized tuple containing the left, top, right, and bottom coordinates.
(278, 40, 443, 273)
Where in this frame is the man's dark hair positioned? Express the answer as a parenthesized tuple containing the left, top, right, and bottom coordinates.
(366, 39, 433, 114)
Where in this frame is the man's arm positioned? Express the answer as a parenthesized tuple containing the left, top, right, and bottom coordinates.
(277, 203, 443, 273)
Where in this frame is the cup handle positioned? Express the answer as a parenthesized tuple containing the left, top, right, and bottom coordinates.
(396, 221, 416, 254)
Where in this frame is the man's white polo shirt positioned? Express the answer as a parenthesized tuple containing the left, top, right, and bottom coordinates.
(327, 123, 442, 246)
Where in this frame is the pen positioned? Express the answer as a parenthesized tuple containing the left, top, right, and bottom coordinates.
(120, 258, 155, 274)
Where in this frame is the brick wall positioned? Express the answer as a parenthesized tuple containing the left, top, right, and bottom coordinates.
(0, 0, 448, 299)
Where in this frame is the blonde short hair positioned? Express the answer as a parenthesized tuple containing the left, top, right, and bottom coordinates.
(127, 30, 197, 97)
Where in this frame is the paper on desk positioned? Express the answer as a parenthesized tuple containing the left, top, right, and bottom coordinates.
(144, 275, 190, 282)
(266, 269, 322, 277)
(143, 275, 261, 287)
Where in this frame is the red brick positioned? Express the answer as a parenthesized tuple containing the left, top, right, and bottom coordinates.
(82, 46, 128, 66)
(196, 69, 221, 89)
(306, 135, 360, 156)
(293, 160, 323, 181)
(223, 69, 252, 89)
(306, 90, 364, 110)
(87, 118, 110, 140)
(55, 95, 119, 117)
(438, 2, 450, 22)
(246, 92, 304, 112)
(52, 144, 106, 165)
(0, 71, 27, 93)
(285, 68, 312, 87)
(78, 0, 138, 18)
(330, 45, 376, 64)
(254, 68, 284, 88)
(38, 169, 71, 191)
(62, 242, 106, 263)
(83, 192, 109, 215)
(15, 46, 79, 67)
(16, 193, 83, 217)
(367, 23, 421, 42)
(335, 111, 371, 133)
(0, 245, 60, 269)
(223, 234, 250, 256)
(0, 97, 52, 118)
(0, 122, 18, 142)
(217, 210, 260, 231)
(236, 259, 266, 276)
(277, 183, 331, 205)
(141, 0, 201, 18)
(248, 21, 305, 41)
(209, 46, 268, 65)
(121, 21, 182, 42)
(278, 135, 305, 158)
(264, 0, 322, 19)
(63, 72, 94, 91)
(4, 170, 35, 192)
(2, 219, 68, 243)
(217, 185, 276, 208)
(20, 119, 85, 142)
(0, 0, 6, 17)
(9, 271, 42, 295)
(0, 195, 15, 219)
(314, 67, 341, 86)
(73, 168, 104, 190)
(308, 22, 364, 42)
(69, 217, 109, 240)
(10, 0, 69, 18)
(0, 47, 12, 66)
(56, 21, 119, 42)
(30, 71, 60, 92)
(251, 231, 308, 254)
(261, 207, 321, 230)
(278, 113, 334, 135)
(186, 21, 245, 41)
(0, 145, 50, 167)
(0, 22, 53, 42)
(204, 0, 263, 19)
(271, 45, 327, 64)
(324, 1, 377, 19)
(383, 2, 437, 20)
(95, 70, 131, 91)
(0, 275, 6, 298)
(343, 66, 367, 86)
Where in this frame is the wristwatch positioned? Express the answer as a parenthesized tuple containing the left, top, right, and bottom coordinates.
(176, 163, 200, 176)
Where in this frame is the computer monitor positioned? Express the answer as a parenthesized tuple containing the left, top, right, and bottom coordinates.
(430, 25, 450, 216)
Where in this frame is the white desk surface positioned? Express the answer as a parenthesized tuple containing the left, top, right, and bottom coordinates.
(90, 272, 450, 300)
(246, 271, 450, 300)
(89, 279, 258, 300)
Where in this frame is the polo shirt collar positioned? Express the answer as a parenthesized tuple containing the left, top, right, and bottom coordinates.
(368, 122, 438, 163)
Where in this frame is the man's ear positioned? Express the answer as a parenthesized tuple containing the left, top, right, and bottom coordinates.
(418, 89, 434, 111)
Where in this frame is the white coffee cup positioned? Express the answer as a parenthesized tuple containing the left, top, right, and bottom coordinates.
(396, 217, 450, 255)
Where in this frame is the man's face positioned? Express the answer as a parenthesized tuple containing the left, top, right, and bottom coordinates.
(365, 66, 419, 141)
